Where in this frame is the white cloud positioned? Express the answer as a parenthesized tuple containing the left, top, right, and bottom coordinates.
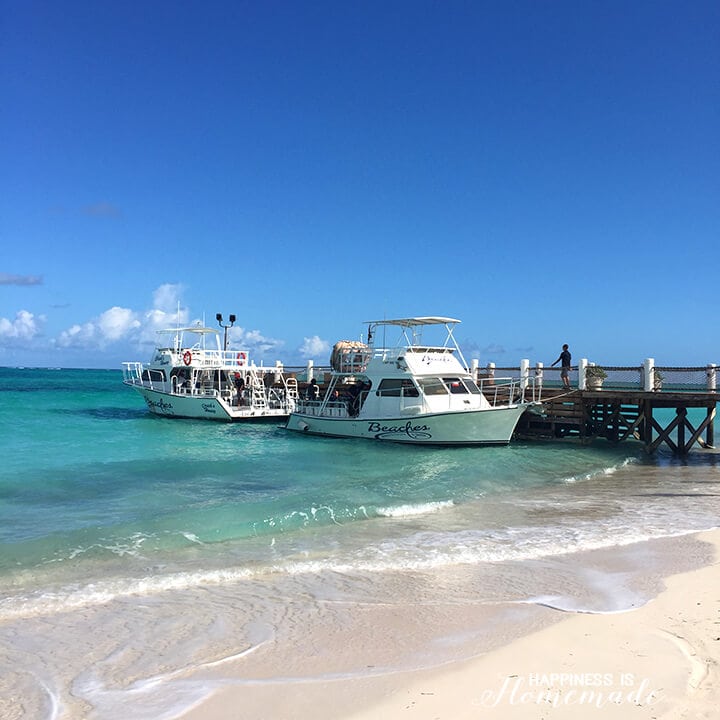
(57, 322, 96, 348)
(299, 335, 330, 359)
(98, 306, 141, 341)
(57, 308, 140, 348)
(228, 326, 285, 357)
(33, 283, 289, 363)
(0, 310, 44, 343)
(152, 283, 184, 314)
(55, 283, 188, 350)
(138, 286, 189, 344)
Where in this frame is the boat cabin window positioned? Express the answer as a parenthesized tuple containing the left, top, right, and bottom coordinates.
(417, 378, 448, 396)
(141, 369, 166, 382)
(376, 378, 419, 397)
(442, 377, 468, 394)
(442, 377, 481, 394)
(463, 379, 482, 394)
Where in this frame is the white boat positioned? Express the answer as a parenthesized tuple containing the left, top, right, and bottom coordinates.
(122, 324, 297, 421)
(285, 317, 534, 445)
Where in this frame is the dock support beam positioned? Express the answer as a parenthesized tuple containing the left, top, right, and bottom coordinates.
(518, 390, 716, 454)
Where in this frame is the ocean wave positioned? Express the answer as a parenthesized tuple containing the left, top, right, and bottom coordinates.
(376, 500, 455, 517)
(562, 455, 638, 484)
(0, 564, 259, 620)
(2, 518, 716, 621)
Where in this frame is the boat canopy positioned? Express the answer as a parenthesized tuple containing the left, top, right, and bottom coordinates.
(157, 326, 220, 336)
(363, 317, 461, 328)
(362, 317, 468, 368)
(154, 325, 223, 353)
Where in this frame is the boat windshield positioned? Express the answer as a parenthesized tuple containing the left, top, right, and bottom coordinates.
(417, 377, 481, 396)
(443, 377, 482, 395)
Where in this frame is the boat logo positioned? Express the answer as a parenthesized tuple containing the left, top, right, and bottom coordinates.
(367, 421, 432, 440)
(422, 354, 453, 365)
(201, 403, 217, 414)
(147, 398, 174, 412)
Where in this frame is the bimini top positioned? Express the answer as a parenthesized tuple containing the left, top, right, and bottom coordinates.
(364, 317, 461, 328)
(157, 325, 220, 336)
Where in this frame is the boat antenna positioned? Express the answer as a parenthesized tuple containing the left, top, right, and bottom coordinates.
(174, 301, 181, 352)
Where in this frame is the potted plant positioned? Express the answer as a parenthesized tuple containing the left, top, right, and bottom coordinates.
(585, 365, 607, 390)
(653, 369, 664, 391)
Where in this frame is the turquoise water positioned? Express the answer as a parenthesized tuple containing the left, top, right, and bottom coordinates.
(1, 368, 719, 719)
(2, 367, 719, 599)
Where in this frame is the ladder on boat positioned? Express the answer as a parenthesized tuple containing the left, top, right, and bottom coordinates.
(250, 374, 267, 410)
(285, 377, 298, 402)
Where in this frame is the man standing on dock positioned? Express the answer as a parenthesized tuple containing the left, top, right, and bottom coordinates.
(551, 344, 572, 389)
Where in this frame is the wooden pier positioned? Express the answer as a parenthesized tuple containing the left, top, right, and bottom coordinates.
(296, 359, 718, 454)
(516, 387, 717, 454)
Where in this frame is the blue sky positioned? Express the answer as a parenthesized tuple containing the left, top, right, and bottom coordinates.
(2, 1, 718, 369)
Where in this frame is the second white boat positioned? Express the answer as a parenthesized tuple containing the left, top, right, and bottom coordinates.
(285, 317, 534, 445)
(122, 324, 298, 421)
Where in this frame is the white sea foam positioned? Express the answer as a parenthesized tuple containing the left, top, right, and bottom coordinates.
(181, 532, 204, 545)
(516, 595, 647, 615)
(1, 518, 714, 621)
(0, 565, 257, 620)
(376, 500, 455, 517)
(563, 456, 638, 484)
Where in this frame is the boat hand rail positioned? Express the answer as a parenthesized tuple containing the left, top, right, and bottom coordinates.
(296, 399, 350, 418)
(122, 362, 146, 385)
(477, 376, 540, 405)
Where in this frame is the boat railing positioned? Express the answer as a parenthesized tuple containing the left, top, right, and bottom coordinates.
(176, 384, 222, 398)
(296, 399, 351, 418)
(184, 349, 251, 368)
(157, 348, 252, 369)
(477, 376, 540, 406)
(373, 345, 454, 362)
(122, 362, 161, 388)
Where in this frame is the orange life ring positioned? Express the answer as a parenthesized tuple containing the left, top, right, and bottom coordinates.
(236, 351, 247, 366)
(183, 350, 192, 366)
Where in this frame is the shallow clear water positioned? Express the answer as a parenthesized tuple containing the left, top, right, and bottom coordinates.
(1, 368, 719, 719)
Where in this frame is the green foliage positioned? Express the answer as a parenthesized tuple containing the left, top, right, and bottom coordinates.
(586, 365, 607, 379)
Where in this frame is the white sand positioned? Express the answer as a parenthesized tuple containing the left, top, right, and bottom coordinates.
(180, 530, 720, 720)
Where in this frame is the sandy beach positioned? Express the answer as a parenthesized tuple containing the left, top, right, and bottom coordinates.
(181, 529, 720, 720)
(344, 529, 720, 720)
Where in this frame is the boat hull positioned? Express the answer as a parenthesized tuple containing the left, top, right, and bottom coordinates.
(285, 405, 529, 445)
(129, 385, 290, 422)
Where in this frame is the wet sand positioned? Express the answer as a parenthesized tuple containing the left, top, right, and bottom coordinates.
(178, 530, 720, 720)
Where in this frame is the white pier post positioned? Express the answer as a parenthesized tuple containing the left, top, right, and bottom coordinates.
(471, 358, 479, 381)
(707, 364, 717, 391)
(306, 360, 314, 382)
(487, 362, 495, 385)
(535, 361, 544, 398)
(643, 358, 655, 392)
(578, 358, 588, 390)
(519, 359, 530, 392)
